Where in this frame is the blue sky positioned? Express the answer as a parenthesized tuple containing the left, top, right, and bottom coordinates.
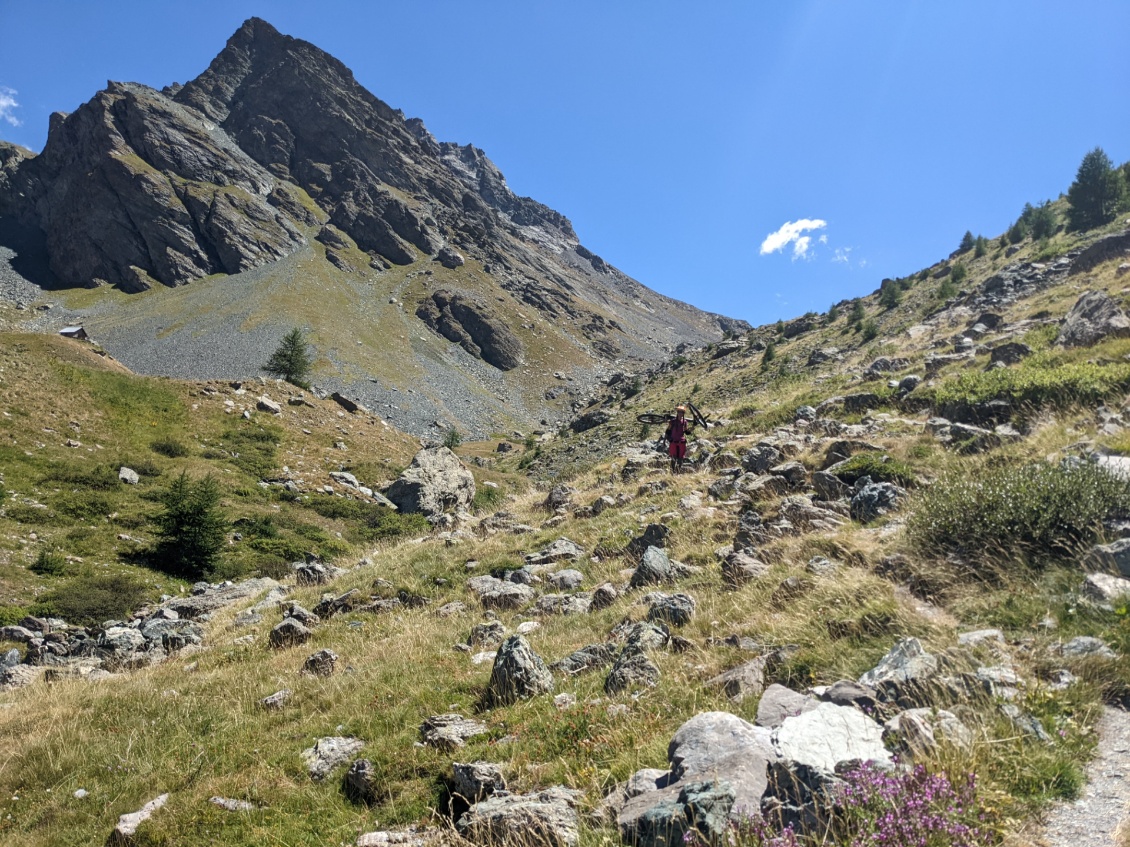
(1, 1, 1127, 325)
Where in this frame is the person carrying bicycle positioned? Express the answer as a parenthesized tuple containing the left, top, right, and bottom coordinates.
(664, 405, 693, 473)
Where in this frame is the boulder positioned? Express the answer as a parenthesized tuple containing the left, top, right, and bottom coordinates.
(990, 342, 1031, 366)
(302, 649, 338, 677)
(259, 689, 291, 710)
(858, 638, 938, 704)
(457, 786, 581, 847)
(850, 481, 904, 522)
(721, 552, 770, 588)
(483, 635, 554, 707)
(452, 761, 507, 801)
(525, 538, 584, 566)
(118, 466, 140, 485)
(590, 583, 620, 611)
(605, 648, 661, 694)
(742, 445, 783, 474)
(1057, 290, 1130, 348)
(646, 593, 696, 627)
(302, 736, 364, 780)
(384, 447, 475, 516)
(547, 569, 585, 591)
(631, 547, 676, 588)
(625, 524, 671, 560)
(755, 683, 819, 728)
(257, 395, 282, 415)
(536, 593, 593, 616)
(1083, 572, 1130, 604)
(617, 712, 774, 847)
(884, 708, 973, 756)
(269, 618, 311, 649)
(466, 576, 537, 610)
(1085, 539, 1130, 577)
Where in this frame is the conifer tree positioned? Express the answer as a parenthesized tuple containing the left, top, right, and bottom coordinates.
(1067, 147, 1127, 232)
(264, 328, 314, 388)
(153, 473, 228, 579)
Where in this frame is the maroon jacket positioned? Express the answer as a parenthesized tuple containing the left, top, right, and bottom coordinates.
(665, 416, 690, 443)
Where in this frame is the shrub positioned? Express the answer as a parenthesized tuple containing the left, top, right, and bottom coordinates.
(951, 262, 968, 284)
(357, 507, 430, 543)
(878, 280, 902, 310)
(29, 549, 68, 577)
(443, 427, 462, 450)
(826, 303, 841, 323)
(31, 572, 150, 626)
(849, 302, 866, 324)
(831, 453, 916, 487)
(860, 320, 879, 342)
(931, 356, 1130, 410)
(472, 484, 504, 513)
(908, 459, 1130, 565)
(937, 278, 958, 301)
(761, 342, 776, 369)
(958, 230, 976, 253)
(218, 424, 280, 478)
(152, 472, 229, 579)
(53, 490, 117, 520)
(42, 463, 119, 490)
(974, 235, 989, 258)
(151, 438, 189, 458)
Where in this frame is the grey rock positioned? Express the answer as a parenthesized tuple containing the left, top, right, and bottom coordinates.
(269, 618, 311, 649)
(551, 643, 618, 675)
(109, 794, 168, 845)
(615, 621, 671, 651)
(209, 796, 255, 812)
(631, 546, 675, 588)
(805, 556, 839, 577)
(525, 538, 584, 566)
(1057, 290, 1130, 348)
(543, 485, 575, 511)
(483, 635, 554, 707)
(859, 638, 938, 690)
(0, 626, 37, 643)
(707, 657, 767, 703)
(417, 289, 523, 370)
(1085, 539, 1130, 577)
(302, 648, 338, 677)
(536, 593, 593, 616)
(742, 445, 783, 474)
(164, 577, 282, 620)
(990, 342, 1032, 366)
(850, 481, 905, 522)
(898, 374, 922, 393)
(626, 524, 671, 560)
(547, 569, 585, 591)
(1, 648, 20, 669)
(617, 712, 774, 847)
(756, 684, 819, 728)
(1056, 636, 1116, 660)
(646, 593, 696, 627)
(384, 447, 475, 516)
(457, 786, 581, 847)
(118, 466, 140, 485)
(257, 395, 282, 415)
(605, 648, 661, 694)
(1083, 573, 1130, 603)
(957, 628, 1005, 647)
(302, 736, 364, 780)
(344, 758, 380, 804)
(883, 708, 973, 757)
(296, 562, 331, 586)
(284, 603, 321, 626)
(452, 761, 506, 801)
(420, 714, 489, 750)
(260, 689, 291, 710)
(812, 471, 849, 501)
(768, 461, 808, 487)
(466, 576, 536, 610)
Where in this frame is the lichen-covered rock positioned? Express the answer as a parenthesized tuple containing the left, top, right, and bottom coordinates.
(457, 786, 582, 847)
(384, 447, 475, 516)
(302, 736, 364, 780)
(483, 635, 554, 707)
(1057, 290, 1130, 348)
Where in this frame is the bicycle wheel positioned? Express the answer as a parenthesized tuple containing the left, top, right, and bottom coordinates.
(637, 413, 674, 424)
(687, 401, 710, 429)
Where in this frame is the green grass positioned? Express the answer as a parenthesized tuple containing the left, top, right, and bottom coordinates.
(929, 353, 1130, 411)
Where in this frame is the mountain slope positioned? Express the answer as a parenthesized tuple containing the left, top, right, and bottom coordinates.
(0, 18, 746, 438)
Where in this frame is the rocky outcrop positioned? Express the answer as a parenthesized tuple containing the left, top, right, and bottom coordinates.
(416, 289, 524, 370)
(482, 635, 554, 707)
(1057, 290, 1130, 348)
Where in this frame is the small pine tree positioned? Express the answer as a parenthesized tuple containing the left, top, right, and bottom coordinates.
(860, 319, 879, 342)
(827, 303, 842, 323)
(998, 234, 1009, 249)
(153, 473, 229, 579)
(974, 235, 988, 258)
(951, 262, 968, 284)
(937, 278, 958, 301)
(1030, 202, 1057, 239)
(848, 301, 866, 326)
(1067, 147, 1127, 232)
(878, 280, 902, 310)
(264, 328, 314, 388)
(443, 427, 462, 450)
(761, 342, 776, 368)
(1007, 219, 1028, 244)
(958, 231, 976, 253)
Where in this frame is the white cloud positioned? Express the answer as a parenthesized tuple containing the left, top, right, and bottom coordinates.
(0, 87, 21, 127)
(759, 218, 827, 258)
(832, 247, 852, 264)
(818, 234, 828, 245)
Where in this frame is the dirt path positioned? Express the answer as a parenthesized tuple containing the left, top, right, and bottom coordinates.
(1041, 706, 1130, 847)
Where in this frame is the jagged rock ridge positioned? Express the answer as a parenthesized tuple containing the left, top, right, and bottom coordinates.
(0, 17, 746, 367)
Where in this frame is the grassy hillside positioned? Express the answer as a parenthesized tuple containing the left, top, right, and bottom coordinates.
(3, 202, 1130, 846)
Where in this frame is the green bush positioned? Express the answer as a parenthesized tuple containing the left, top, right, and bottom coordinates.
(357, 508, 430, 543)
(931, 356, 1130, 411)
(53, 490, 117, 520)
(151, 438, 189, 458)
(472, 484, 504, 513)
(0, 605, 30, 627)
(31, 572, 150, 626)
(443, 428, 462, 450)
(951, 262, 968, 284)
(831, 453, 916, 487)
(860, 320, 879, 342)
(4, 503, 65, 526)
(937, 278, 958, 301)
(29, 549, 68, 577)
(908, 460, 1130, 565)
(42, 463, 119, 490)
(152, 472, 230, 579)
(218, 423, 281, 478)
